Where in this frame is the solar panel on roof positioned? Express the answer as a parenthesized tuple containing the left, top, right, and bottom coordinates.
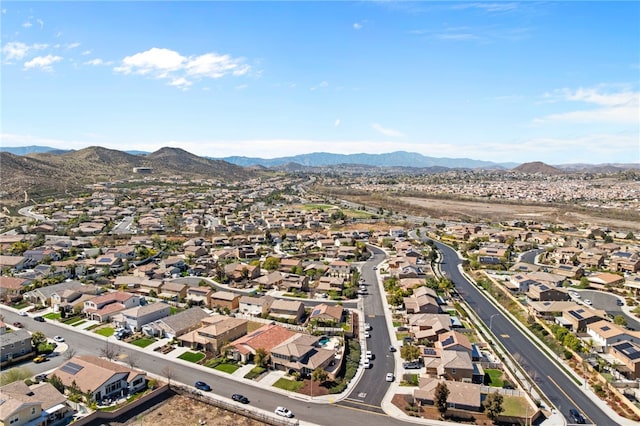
(311, 309, 320, 316)
(569, 311, 583, 320)
(60, 362, 84, 375)
(601, 326, 610, 331)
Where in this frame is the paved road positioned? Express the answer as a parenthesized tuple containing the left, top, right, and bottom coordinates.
(574, 289, 640, 331)
(0, 308, 412, 426)
(430, 239, 616, 426)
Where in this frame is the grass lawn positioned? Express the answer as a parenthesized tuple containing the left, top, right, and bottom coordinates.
(170, 307, 184, 315)
(501, 395, 530, 417)
(71, 320, 87, 327)
(392, 321, 402, 327)
(44, 312, 61, 320)
(131, 338, 156, 348)
(62, 316, 82, 325)
(273, 378, 304, 392)
(247, 321, 264, 333)
(95, 327, 115, 337)
(178, 351, 205, 363)
(85, 323, 101, 330)
(299, 203, 335, 211)
(485, 369, 504, 387)
(214, 363, 240, 374)
(395, 332, 409, 341)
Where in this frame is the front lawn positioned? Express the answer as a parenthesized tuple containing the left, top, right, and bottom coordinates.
(244, 366, 266, 380)
(131, 338, 156, 348)
(178, 351, 205, 363)
(214, 363, 240, 374)
(44, 312, 61, 320)
(95, 327, 115, 337)
(501, 395, 530, 417)
(273, 378, 304, 392)
(62, 316, 83, 325)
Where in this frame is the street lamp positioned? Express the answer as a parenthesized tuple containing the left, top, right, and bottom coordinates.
(489, 313, 500, 332)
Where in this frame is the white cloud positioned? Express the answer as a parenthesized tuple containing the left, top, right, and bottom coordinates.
(84, 58, 111, 66)
(334, 119, 341, 127)
(66, 42, 81, 50)
(353, 22, 363, 30)
(435, 33, 478, 41)
(23, 54, 62, 71)
(22, 21, 32, 28)
(310, 81, 329, 91)
(37, 19, 44, 29)
(114, 47, 250, 87)
(536, 87, 640, 125)
(2, 41, 47, 62)
(169, 77, 192, 89)
(81, 50, 91, 55)
(372, 123, 405, 137)
(451, 3, 519, 13)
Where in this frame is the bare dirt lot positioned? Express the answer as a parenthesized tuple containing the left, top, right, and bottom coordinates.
(397, 197, 640, 231)
(117, 395, 266, 426)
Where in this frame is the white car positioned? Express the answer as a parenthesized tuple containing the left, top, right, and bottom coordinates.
(364, 323, 372, 331)
(18, 311, 28, 317)
(53, 336, 65, 342)
(364, 331, 371, 338)
(363, 359, 372, 369)
(584, 299, 592, 306)
(386, 373, 395, 382)
(274, 406, 293, 418)
(366, 350, 374, 360)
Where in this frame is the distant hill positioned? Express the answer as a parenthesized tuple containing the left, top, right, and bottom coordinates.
(0, 145, 72, 155)
(0, 146, 256, 206)
(218, 151, 517, 169)
(512, 161, 563, 175)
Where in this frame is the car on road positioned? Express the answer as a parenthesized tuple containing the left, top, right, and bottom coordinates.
(366, 350, 374, 360)
(232, 394, 249, 404)
(33, 316, 45, 322)
(364, 323, 372, 331)
(12, 322, 23, 328)
(372, 266, 377, 270)
(274, 406, 293, 418)
(53, 336, 65, 342)
(363, 359, 372, 369)
(194, 381, 211, 391)
(616, 299, 624, 306)
(569, 408, 586, 424)
(570, 291, 580, 299)
(388, 345, 397, 352)
(18, 311, 28, 317)
(584, 299, 592, 306)
(385, 373, 394, 382)
(33, 355, 47, 363)
(364, 331, 370, 338)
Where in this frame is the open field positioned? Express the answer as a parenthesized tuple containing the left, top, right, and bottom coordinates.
(397, 197, 640, 231)
(117, 394, 263, 426)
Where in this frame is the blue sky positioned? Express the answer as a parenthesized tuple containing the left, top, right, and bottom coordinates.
(2, 1, 639, 164)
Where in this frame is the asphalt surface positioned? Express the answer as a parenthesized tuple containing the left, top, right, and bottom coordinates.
(573, 289, 640, 331)
(430, 239, 617, 426)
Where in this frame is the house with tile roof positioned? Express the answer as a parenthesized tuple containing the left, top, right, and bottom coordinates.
(0, 381, 70, 426)
(228, 323, 296, 363)
(143, 307, 209, 339)
(51, 355, 146, 403)
(179, 315, 248, 355)
(83, 291, 140, 322)
(270, 333, 336, 377)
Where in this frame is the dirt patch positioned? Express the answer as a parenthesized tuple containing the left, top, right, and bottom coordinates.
(391, 393, 495, 425)
(116, 394, 264, 426)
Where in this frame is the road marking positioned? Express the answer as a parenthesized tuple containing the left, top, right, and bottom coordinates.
(343, 398, 381, 409)
(337, 402, 387, 416)
(500, 334, 510, 338)
(546, 375, 595, 425)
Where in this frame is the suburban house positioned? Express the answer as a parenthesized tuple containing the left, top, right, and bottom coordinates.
(527, 301, 579, 320)
(587, 272, 626, 287)
(586, 320, 640, 351)
(228, 323, 296, 363)
(143, 307, 209, 339)
(408, 314, 453, 342)
(278, 274, 309, 292)
(559, 307, 603, 332)
(609, 340, 640, 379)
(0, 381, 70, 426)
(0, 276, 28, 302)
(329, 260, 350, 275)
(0, 255, 28, 272)
(423, 350, 477, 382)
(253, 271, 284, 289)
(137, 279, 164, 296)
(116, 303, 171, 331)
(435, 331, 473, 355)
(52, 355, 146, 403)
(238, 295, 274, 316)
(186, 286, 214, 307)
(413, 378, 483, 412)
(209, 291, 240, 312)
(268, 299, 305, 323)
(0, 329, 34, 365)
(403, 291, 439, 314)
(23, 280, 100, 307)
(526, 283, 569, 302)
(179, 315, 248, 354)
(315, 276, 344, 295)
(83, 292, 141, 322)
(307, 303, 344, 326)
(270, 334, 336, 377)
(157, 281, 187, 301)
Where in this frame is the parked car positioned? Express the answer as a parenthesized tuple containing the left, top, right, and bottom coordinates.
(385, 373, 394, 382)
(584, 299, 592, 306)
(366, 350, 374, 360)
(364, 323, 372, 331)
(274, 406, 293, 418)
(403, 361, 422, 369)
(12, 322, 23, 328)
(33, 316, 45, 322)
(363, 359, 372, 369)
(364, 331, 370, 338)
(616, 299, 624, 306)
(18, 311, 28, 317)
(232, 394, 249, 404)
(569, 408, 586, 424)
(194, 381, 211, 391)
(388, 345, 397, 352)
(53, 336, 65, 342)
(33, 355, 47, 363)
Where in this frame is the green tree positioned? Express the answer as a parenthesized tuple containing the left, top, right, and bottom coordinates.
(311, 367, 329, 384)
(434, 382, 449, 418)
(614, 315, 627, 327)
(400, 344, 421, 362)
(0, 367, 33, 386)
(31, 331, 47, 349)
(483, 391, 504, 423)
(48, 374, 65, 393)
(254, 348, 270, 368)
(263, 256, 281, 271)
